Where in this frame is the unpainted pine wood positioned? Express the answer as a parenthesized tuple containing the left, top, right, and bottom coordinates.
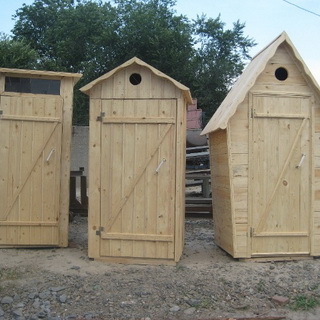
(88, 99, 102, 258)
(314, 104, 320, 133)
(251, 95, 311, 256)
(58, 78, 75, 247)
(6, 96, 22, 236)
(251, 85, 313, 96)
(126, 65, 151, 99)
(252, 236, 309, 256)
(209, 131, 234, 256)
(157, 99, 176, 259)
(0, 98, 10, 221)
(234, 224, 248, 258)
(119, 100, 135, 257)
(142, 100, 159, 258)
(30, 97, 46, 244)
(18, 96, 34, 245)
(234, 210, 248, 224)
(94, 256, 176, 266)
(251, 115, 267, 231)
(300, 115, 311, 232)
(0, 68, 82, 79)
(99, 99, 177, 260)
(233, 187, 247, 212)
(156, 102, 176, 259)
(109, 100, 125, 256)
(255, 46, 310, 87)
(41, 97, 62, 245)
(99, 99, 116, 258)
(174, 97, 186, 261)
(90, 83, 102, 99)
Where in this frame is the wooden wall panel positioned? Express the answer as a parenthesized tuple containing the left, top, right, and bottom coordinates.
(209, 130, 234, 256)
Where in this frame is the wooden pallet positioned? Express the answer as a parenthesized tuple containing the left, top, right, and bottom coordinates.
(185, 197, 212, 217)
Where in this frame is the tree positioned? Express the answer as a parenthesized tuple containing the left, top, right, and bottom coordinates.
(11, 0, 256, 125)
(192, 15, 256, 121)
(0, 33, 39, 69)
(113, 0, 195, 84)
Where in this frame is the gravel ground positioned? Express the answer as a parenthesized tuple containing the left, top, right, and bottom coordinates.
(1, 216, 320, 320)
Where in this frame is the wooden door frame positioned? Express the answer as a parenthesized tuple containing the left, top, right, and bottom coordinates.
(0, 94, 66, 246)
(248, 92, 313, 257)
(89, 98, 179, 261)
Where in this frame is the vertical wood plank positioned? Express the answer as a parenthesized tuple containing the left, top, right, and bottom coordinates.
(59, 78, 74, 247)
(88, 98, 102, 258)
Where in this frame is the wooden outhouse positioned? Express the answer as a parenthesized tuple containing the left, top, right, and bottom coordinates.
(202, 32, 320, 259)
(0, 68, 82, 247)
(80, 57, 192, 264)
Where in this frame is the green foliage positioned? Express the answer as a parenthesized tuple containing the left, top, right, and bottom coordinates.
(290, 295, 318, 311)
(0, 33, 39, 69)
(192, 15, 256, 122)
(9, 0, 256, 125)
(0, 267, 21, 281)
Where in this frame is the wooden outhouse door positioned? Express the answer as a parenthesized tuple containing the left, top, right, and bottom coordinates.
(250, 93, 311, 256)
(0, 94, 62, 245)
(97, 99, 177, 260)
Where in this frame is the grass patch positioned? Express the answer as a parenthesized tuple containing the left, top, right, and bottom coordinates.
(257, 279, 265, 293)
(290, 295, 318, 311)
(0, 267, 21, 281)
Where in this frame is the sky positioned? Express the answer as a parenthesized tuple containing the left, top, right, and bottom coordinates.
(1, 0, 320, 83)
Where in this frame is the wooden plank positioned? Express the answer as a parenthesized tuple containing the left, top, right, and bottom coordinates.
(30, 97, 45, 245)
(94, 256, 176, 266)
(18, 96, 34, 245)
(119, 100, 135, 257)
(0, 67, 82, 79)
(254, 232, 309, 237)
(0, 114, 60, 122)
(41, 97, 61, 245)
(88, 99, 102, 258)
(103, 117, 175, 124)
(101, 233, 173, 242)
(137, 100, 154, 258)
(174, 98, 186, 261)
(0, 221, 58, 226)
(59, 79, 74, 247)
(254, 112, 308, 119)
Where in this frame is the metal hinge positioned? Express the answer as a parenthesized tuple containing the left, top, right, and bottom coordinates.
(250, 227, 255, 237)
(250, 109, 255, 118)
(96, 226, 104, 236)
(96, 112, 105, 121)
(0, 110, 3, 116)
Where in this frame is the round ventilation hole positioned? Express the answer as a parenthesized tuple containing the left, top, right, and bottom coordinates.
(275, 67, 288, 81)
(129, 73, 142, 85)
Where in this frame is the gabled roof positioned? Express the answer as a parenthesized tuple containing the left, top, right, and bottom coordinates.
(80, 56, 193, 104)
(201, 31, 320, 135)
(0, 68, 82, 84)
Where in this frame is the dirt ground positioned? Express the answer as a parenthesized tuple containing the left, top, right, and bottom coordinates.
(1, 216, 320, 320)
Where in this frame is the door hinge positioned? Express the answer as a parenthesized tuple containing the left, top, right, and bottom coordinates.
(0, 110, 3, 116)
(250, 227, 255, 237)
(96, 226, 104, 236)
(96, 112, 105, 121)
(250, 108, 255, 118)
